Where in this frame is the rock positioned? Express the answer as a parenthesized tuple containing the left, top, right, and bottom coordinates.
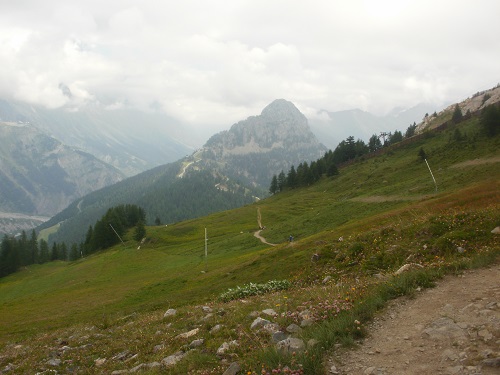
(129, 363, 145, 372)
(262, 308, 278, 317)
(222, 361, 241, 375)
(456, 246, 465, 253)
(153, 344, 164, 352)
(441, 349, 458, 361)
(330, 364, 339, 374)
(262, 323, 281, 334)
(422, 317, 465, 340)
(364, 367, 386, 375)
(176, 328, 199, 339)
(210, 324, 223, 334)
(276, 337, 305, 355)
(162, 351, 185, 367)
(300, 318, 314, 327)
(111, 371, 129, 375)
(482, 357, 500, 367)
(217, 340, 239, 356)
(250, 317, 271, 330)
(323, 275, 332, 283)
(286, 323, 302, 333)
(112, 350, 131, 361)
(248, 311, 260, 318)
(46, 358, 61, 367)
(202, 306, 212, 313)
(163, 308, 177, 318)
(395, 263, 423, 275)
(271, 331, 289, 343)
(200, 313, 214, 321)
(94, 358, 106, 366)
(478, 329, 493, 341)
(491, 226, 500, 234)
(189, 338, 205, 348)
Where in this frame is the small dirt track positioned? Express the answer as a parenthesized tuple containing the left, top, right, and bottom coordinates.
(254, 230, 276, 246)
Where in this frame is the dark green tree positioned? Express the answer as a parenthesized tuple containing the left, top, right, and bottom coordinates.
(389, 130, 403, 144)
(452, 104, 463, 123)
(277, 170, 286, 192)
(418, 147, 427, 161)
(29, 230, 38, 265)
(134, 220, 146, 242)
(69, 243, 79, 261)
(368, 134, 382, 152)
(405, 123, 417, 138)
(480, 104, 500, 136)
(39, 239, 49, 263)
(287, 166, 297, 188)
(154, 216, 161, 226)
(269, 174, 278, 194)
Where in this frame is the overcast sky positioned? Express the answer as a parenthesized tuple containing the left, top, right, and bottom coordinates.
(1, 0, 499, 136)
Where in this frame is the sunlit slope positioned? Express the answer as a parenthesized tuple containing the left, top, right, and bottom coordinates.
(0, 116, 498, 342)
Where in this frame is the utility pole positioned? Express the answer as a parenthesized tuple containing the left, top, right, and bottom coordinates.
(109, 224, 125, 246)
(204, 228, 208, 272)
(424, 159, 438, 193)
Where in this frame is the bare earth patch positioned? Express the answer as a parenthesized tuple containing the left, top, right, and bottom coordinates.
(351, 195, 428, 203)
(450, 157, 500, 169)
(328, 264, 500, 375)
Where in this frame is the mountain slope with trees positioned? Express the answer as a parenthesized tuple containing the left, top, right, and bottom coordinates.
(38, 99, 326, 246)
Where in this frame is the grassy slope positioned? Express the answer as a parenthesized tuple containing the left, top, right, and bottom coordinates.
(0, 117, 498, 368)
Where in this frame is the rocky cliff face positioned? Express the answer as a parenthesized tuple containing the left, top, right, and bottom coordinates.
(202, 99, 326, 187)
(0, 122, 124, 234)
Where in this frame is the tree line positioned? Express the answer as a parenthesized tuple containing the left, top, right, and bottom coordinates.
(269, 123, 417, 194)
(0, 204, 146, 278)
(269, 101, 499, 195)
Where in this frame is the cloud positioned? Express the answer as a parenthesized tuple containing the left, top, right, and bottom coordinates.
(0, 0, 499, 132)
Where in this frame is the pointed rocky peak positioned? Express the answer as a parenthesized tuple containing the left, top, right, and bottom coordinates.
(260, 99, 307, 123)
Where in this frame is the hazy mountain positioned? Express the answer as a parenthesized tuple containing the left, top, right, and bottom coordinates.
(39, 99, 326, 245)
(0, 100, 192, 176)
(200, 99, 327, 187)
(309, 103, 439, 149)
(0, 122, 124, 235)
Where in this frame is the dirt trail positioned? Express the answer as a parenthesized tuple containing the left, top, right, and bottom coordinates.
(328, 264, 500, 375)
(254, 230, 276, 246)
(254, 207, 276, 246)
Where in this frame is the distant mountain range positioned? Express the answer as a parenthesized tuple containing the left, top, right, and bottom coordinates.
(0, 100, 192, 177)
(0, 122, 124, 234)
(39, 99, 326, 245)
(309, 103, 440, 149)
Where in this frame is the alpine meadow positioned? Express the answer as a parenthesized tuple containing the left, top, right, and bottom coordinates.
(0, 93, 499, 373)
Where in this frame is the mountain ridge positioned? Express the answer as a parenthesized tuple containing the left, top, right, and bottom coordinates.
(0, 122, 124, 234)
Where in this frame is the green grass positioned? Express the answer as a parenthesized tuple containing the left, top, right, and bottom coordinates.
(0, 117, 498, 373)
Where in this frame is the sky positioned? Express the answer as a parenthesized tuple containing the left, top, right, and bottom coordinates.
(1, 0, 499, 139)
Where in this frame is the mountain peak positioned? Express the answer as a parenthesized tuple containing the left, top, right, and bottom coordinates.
(261, 99, 306, 122)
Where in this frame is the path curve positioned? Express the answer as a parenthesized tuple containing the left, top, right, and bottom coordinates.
(254, 230, 276, 246)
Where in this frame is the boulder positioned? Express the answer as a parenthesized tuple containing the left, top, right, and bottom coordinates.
(163, 308, 177, 318)
(222, 362, 241, 375)
(162, 351, 185, 367)
(276, 337, 305, 355)
(250, 317, 271, 330)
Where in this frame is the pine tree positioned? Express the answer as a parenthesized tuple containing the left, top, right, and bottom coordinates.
(134, 220, 146, 242)
(269, 175, 278, 194)
(452, 104, 463, 123)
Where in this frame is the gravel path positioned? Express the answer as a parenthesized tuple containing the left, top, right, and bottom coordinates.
(328, 263, 500, 375)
